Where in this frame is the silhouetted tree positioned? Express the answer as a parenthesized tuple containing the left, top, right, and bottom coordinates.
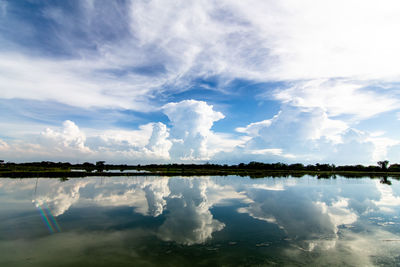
(83, 162, 95, 172)
(96, 161, 105, 172)
(377, 160, 389, 171)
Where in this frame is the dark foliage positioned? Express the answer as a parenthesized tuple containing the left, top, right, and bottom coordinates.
(1, 160, 399, 179)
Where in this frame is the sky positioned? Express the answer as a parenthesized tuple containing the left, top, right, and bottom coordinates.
(1, 0, 400, 165)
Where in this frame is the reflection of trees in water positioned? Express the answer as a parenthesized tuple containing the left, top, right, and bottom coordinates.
(380, 176, 392, 185)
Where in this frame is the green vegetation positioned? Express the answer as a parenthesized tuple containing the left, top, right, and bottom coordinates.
(1, 160, 400, 179)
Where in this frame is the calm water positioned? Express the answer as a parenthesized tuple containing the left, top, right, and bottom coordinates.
(1, 176, 400, 266)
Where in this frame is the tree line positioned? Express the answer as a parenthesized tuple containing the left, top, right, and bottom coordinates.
(1, 160, 400, 173)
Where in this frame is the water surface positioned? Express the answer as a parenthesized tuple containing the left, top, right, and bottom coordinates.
(1, 176, 400, 266)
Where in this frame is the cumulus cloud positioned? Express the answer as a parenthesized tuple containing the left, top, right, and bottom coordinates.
(88, 122, 172, 160)
(324, 129, 375, 164)
(41, 120, 91, 153)
(273, 79, 400, 120)
(1, 102, 396, 164)
(231, 104, 400, 164)
(163, 100, 225, 160)
(0, 120, 95, 162)
(144, 122, 172, 160)
(233, 106, 353, 162)
(238, 106, 348, 144)
(0, 99, 246, 163)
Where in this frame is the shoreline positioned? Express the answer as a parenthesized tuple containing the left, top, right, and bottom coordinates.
(1, 170, 400, 178)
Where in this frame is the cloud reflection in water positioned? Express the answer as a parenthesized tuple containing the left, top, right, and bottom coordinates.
(0, 176, 399, 265)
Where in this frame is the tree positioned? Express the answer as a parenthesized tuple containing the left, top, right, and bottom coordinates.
(96, 161, 106, 172)
(82, 162, 94, 173)
(388, 163, 400, 172)
(377, 160, 389, 171)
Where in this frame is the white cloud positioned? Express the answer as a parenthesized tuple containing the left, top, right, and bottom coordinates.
(34, 121, 171, 162)
(226, 0, 400, 81)
(230, 107, 394, 164)
(163, 100, 225, 160)
(240, 106, 348, 145)
(144, 122, 172, 160)
(273, 79, 399, 120)
(366, 136, 399, 162)
(0, 121, 99, 162)
(0, 100, 243, 163)
(92, 124, 154, 151)
(205, 132, 247, 156)
(0, 138, 9, 150)
(2, 0, 400, 111)
(236, 106, 348, 159)
(1, 103, 397, 164)
(2, 1, 400, 164)
(236, 119, 273, 136)
(0, 54, 148, 110)
(41, 120, 90, 153)
(248, 148, 296, 159)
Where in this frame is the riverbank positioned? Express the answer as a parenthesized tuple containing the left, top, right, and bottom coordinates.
(1, 169, 400, 179)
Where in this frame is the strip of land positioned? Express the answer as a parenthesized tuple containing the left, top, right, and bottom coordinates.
(1, 161, 399, 179)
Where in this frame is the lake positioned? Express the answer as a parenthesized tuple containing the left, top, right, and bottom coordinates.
(0, 175, 399, 266)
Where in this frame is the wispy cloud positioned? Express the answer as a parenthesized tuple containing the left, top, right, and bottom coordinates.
(1, 1, 400, 163)
(2, 1, 399, 109)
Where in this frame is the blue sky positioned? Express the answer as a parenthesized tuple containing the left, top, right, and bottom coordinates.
(1, 0, 400, 164)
